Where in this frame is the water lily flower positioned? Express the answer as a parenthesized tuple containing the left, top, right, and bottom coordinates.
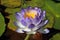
(14, 6, 49, 34)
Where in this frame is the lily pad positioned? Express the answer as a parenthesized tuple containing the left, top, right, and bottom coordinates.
(1, 0, 23, 8)
(21, 0, 45, 8)
(0, 13, 5, 37)
(45, 0, 60, 29)
(49, 33, 60, 40)
(7, 8, 20, 31)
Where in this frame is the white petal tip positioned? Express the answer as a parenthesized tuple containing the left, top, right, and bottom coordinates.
(17, 22, 25, 28)
(44, 29, 50, 34)
(44, 20, 48, 24)
(16, 29, 24, 33)
(32, 32, 36, 34)
(24, 28, 31, 32)
(34, 7, 38, 9)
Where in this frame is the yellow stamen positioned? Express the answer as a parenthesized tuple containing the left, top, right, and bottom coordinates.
(24, 10, 37, 19)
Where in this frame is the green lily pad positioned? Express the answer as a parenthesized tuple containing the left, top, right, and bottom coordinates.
(49, 33, 60, 40)
(5, 8, 20, 14)
(45, 0, 60, 40)
(7, 8, 20, 31)
(21, 0, 45, 8)
(0, 13, 5, 37)
(45, 0, 60, 29)
(1, 0, 23, 8)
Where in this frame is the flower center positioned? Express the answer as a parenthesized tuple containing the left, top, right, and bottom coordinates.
(24, 10, 37, 19)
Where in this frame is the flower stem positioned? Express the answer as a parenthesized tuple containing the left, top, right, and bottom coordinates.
(24, 34, 31, 40)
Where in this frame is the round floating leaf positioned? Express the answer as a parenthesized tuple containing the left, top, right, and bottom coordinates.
(7, 8, 20, 31)
(1, 0, 23, 8)
(45, 0, 60, 30)
(49, 33, 60, 40)
(21, 0, 45, 8)
(0, 13, 5, 37)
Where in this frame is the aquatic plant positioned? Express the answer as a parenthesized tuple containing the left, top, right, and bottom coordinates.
(14, 6, 49, 34)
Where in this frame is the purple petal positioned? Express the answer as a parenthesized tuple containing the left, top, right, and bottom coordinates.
(36, 8, 41, 17)
(27, 6, 32, 9)
(35, 10, 46, 25)
(41, 10, 46, 20)
(38, 20, 48, 28)
(32, 8, 42, 24)
(34, 7, 38, 10)
(15, 12, 22, 21)
(44, 20, 48, 25)
(43, 10, 46, 17)
(33, 13, 42, 25)
(20, 8, 26, 15)
(33, 20, 48, 31)
(25, 17, 33, 24)
(33, 17, 41, 23)
(15, 12, 21, 17)
(20, 19, 27, 26)
(28, 24, 35, 28)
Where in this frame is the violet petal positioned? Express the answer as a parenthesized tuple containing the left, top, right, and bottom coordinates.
(20, 19, 27, 26)
(15, 12, 23, 21)
(38, 20, 48, 28)
(28, 24, 35, 28)
(20, 9, 26, 15)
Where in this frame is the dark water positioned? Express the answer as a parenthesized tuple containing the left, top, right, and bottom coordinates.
(43, 28, 60, 40)
(52, 0, 60, 3)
